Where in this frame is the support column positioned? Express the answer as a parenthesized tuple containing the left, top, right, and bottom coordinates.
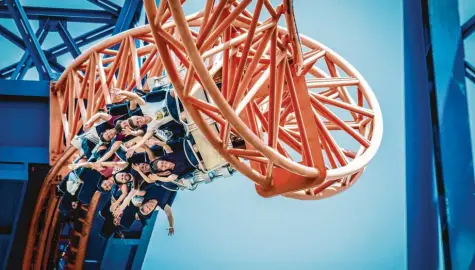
(404, 0, 440, 269)
(428, 0, 475, 269)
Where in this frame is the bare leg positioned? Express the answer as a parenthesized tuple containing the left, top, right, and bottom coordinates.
(68, 161, 127, 170)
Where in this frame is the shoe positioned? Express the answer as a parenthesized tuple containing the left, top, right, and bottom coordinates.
(70, 136, 82, 150)
(178, 179, 193, 190)
(155, 129, 171, 141)
(133, 89, 147, 96)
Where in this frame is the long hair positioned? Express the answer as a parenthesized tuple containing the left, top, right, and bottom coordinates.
(97, 178, 112, 194)
(114, 121, 124, 133)
(150, 156, 174, 175)
(138, 198, 158, 219)
(99, 130, 114, 143)
(128, 117, 138, 129)
(113, 172, 130, 185)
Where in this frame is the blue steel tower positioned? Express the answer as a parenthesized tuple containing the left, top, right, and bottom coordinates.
(405, 0, 475, 269)
(0, 1, 158, 269)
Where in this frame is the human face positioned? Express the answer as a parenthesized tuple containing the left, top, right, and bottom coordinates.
(140, 200, 158, 216)
(154, 160, 174, 171)
(101, 178, 114, 191)
(131, 116, 147, 127)
(138, 163, 150, 173)
(120, 120, 130, 129)
(103, 129, 116, 141)
(115, 172, 132, 184)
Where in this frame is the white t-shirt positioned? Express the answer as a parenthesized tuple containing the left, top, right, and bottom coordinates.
(66, 173, 81, 195)
(140, 101, 173, 132)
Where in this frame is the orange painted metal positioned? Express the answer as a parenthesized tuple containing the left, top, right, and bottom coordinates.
(34, 187, 60, 269)
(23, 146, 76, 269)
(48, 0, 381, 205)
(41, 196, 61, 270)
(49, 84, 64, 164)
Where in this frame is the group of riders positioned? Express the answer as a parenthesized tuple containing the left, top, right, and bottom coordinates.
(58, 73, 213, 239)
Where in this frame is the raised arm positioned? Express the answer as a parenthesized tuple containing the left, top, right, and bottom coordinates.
(132, 165, 155, 184)
(148, 173, 179, 183)
(142, 145, 157, 161)
(126, 130, 155, 157)
(68, 160, 127, 171)
(129, 100, 137, 111)
(97, 141, 122, 163)
(163, 205, 175, 236)
(113, 188, 139, 217)
(111, 184, 129, 212)
(146, 138, 173, 154)
(115, 90, 146, 106)
(83, 112, 111, 130)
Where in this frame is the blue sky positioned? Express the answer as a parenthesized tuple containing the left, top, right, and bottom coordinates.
(0, 0, 407, 269)
(0, 0, 452, 269)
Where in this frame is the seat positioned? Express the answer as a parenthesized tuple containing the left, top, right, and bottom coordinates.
(180, 87, 227, 172)
(77, 169, 102, 204)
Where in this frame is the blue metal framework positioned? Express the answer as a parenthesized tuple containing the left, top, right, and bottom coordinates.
(467, 61, 475, 84)
(0, 0, 145, 267)
(405, 1, 475, 269)
(0, 79, 50, 269)
(463, 13, 475, 83)
(404, 1, 440, 268)
(0, 0, 143, 81)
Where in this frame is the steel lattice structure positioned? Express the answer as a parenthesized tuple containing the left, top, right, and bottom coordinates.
(0, 0, 143, 80)
(50, 0, 383, 199)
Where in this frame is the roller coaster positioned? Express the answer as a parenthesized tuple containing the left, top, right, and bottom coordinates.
(21, 0, 383, 268)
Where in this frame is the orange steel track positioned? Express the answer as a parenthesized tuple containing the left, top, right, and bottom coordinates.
(22, 146, 101, 270)
(23, 146, 76, 269)
(23, 0, 383, 268)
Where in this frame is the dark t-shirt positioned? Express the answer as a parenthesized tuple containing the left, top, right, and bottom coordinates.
(143, 185, 177, 209)
(96, 114, 127, 135)
(150, 138, 194, 177)
(166, 149, 195, 177)
(108, 114, 125, 127)
(130, 152, 150, 164)
(77, 168, 103, 204)
(112, 125, 146, 143)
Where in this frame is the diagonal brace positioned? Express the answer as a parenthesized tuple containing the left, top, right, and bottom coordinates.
(462, 14, 475, 39)
(57, 21, 81, 58)
(0, 24, 25, 50)
(12, 21, 49, 80)
(5, 0, 54, 80)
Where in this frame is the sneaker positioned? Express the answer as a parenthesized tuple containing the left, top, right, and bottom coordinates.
(70, 136, 82, 150)
(178, 179, 193, 190)
(155, 129, 172, 141)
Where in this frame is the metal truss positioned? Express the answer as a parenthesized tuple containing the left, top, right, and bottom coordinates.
(0, 0, 143, 81)
(463, 13, 475, 84)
